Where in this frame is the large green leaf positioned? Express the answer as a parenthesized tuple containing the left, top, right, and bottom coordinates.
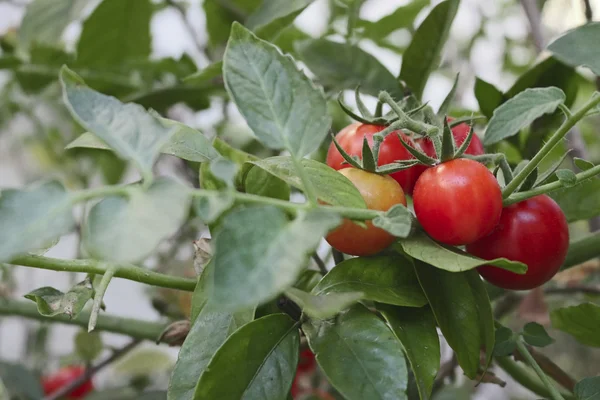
(76, 0, 153, 67)
(17, 0, 88, 53)
(0, 181, 74, 262)
(0, 362, 44, 400)
(24, 278, 93, 318)
(551, 303, 600, 347)
(246, 156, 366, 208)
(414, 262, 494, 379)
(474, 78, 504, 119)
(304, 304, 408, 400)
(358, 0, 428, 40)
(284, 287, 362, 319)
(83, 178, 191, 263)
(548, 22, 600, 76)
(60, 67, 176, 177)
(484, 87, 566, 146)
(223, 23, 330, 157)
(211, 206, 340, 310)
(203, 0, 262, 49)
(378, 305, 440, 400)
(194, 314, 299, 400)
(168, 306, 254, 400)
(550, 178, 600, 223)
(397, 232, 526, 274)
(312, 255, 427, 307)
(574, 377, 600, 400)
(295, 39, 403, 99)
(399, 0, 460, 99)
(247, 0, 315, 40)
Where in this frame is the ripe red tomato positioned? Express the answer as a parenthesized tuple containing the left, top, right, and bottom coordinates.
(326, 123, 423, 194)
(297, 349, 316, 373)
(42, 366, 93, 399)
(412, 158, 502, 245)
(325, 168, 407, 256)
(467, 195, 569, 290)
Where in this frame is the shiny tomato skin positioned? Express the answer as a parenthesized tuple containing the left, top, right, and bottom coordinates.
(412, 158, 502, 245)
(467, 195, 569, 290)
(326, 123, 423, 194)
(42, 366, 93, 399)
(325, 168, 407, 256)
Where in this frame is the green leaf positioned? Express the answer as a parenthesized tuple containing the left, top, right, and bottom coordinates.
(284, 287, 362, 319)
(414, 262, 494, 379)
(296, 39, 403, 99)
(438, 73, 460, 118)
(304, 304, 408, 400)
(0, 181, 74, 262)
(247, 0, 315, 40)
(522, 322, 554, 348)
(76, 0, 152, 67)
(75, 330, 103, 362)
(550, 179, 600, 222)
(17, 0, 88, 53)
(550, 303, 600, 347)
(399, 0, 460, 99)
(211, 206, 340, 310)
(294, 270, 323, 292)
(194, 314, 299, 400)
(83, 178, 191, 263)
(574, 158, 595, 171)
(474, 78, 504, 120)
(245, 165, 290, 200)
(377, 304, 440, 400)
(494, 326, 517, 357)
(484, 87, 566, 146)
(169, 306, 254, 400)
(0, 362, 44, 400)
(313, 255, 427, 308)
(358, 0, 428, 40)
(574, 377, 600, 400)
(183, 61, 223, 86)
(246, 156, 365, 208)
(60, 67, 176, 177)
(203, 0, 262, 49)
(371, 204, 412, 237)
(24, 278, 94, 318)
(223, 23, 330, 157)
(548, 22, 600, 76)
(397, 232, 527, 274)
(556, 169, 577, 187)
(190, 260, 215, 324)
(209, 158, 239, 188)
(194, 192, 235, 224)
(124, 86, 213, 114)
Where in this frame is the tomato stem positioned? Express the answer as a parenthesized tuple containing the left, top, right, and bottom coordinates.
(88, 264, 117, 332)
(514, 340, 566, 400)
(502, 93, 600, 199)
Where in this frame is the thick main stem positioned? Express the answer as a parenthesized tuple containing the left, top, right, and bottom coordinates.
(0, 299, 166, 341)
(10, 254, 197, 292)
(515, 340, 566, 400)
(502, 94, 600, 198)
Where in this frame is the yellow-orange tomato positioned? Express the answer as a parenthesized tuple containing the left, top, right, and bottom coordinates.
(325, 168, 406, 256)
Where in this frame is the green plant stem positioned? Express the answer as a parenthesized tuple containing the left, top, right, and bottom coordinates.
(10, 254, 196, 292)
(71, 185, 132, 202)
(502, 93, 600, 198)
(0, 298, 165, 341)
(515, 340, 566, 400)
(495, 356, 575, 400)
(290, 155, 319, 206)
(561, 231, 600, 270)
(88, 264, 116, 332)
(504, 164, 600, 205)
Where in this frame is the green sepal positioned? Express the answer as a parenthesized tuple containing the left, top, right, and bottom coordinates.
(440, 117, 456, 162)
(331, 133, 363, 169)
(454, 122, 474, 158)
(397, 133, 437, 166)
(361, 136, 377, 172)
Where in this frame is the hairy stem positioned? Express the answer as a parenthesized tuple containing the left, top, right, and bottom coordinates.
(0, 299, 165, 341)
(10, 254, 196, 292)
(515, 340, 565, 400)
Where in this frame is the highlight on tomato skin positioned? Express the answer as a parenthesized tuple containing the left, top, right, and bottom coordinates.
(467, 194, 569, 290)
(41, 365, 94, 399)
(325, 168, 407, 257)
(326, 123, 424, 194)
(412, 158, 503, 246)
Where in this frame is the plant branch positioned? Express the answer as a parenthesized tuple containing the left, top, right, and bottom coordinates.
(584, 0, 593, 21)
(88, 264, 116, 332)
(515, 344, 577, 392)
(515, 340, 565, 400)
(561, 231, 600, 270)
(502, 93, 600, 199)
(165, 0, 204, 54)
(10, 254, 196, 292)
(0, 299, 166, 341)
(519, 0, 545, 52)
(44, 340, 141, 400)
(312, 254, 328, 275)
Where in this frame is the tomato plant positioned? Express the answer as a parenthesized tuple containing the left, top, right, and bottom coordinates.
(42, 366, 93, 399)
(412, 158, 503, 245)
(326, 123, 423, 194)
(325, 168, 406, 256)
(467, 195, 569, 290)
(417, 120, 485, 158)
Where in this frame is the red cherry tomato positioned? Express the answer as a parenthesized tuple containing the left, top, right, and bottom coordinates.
(326, 123, 423, 194)
(467, 195, 569, 290)
(412, 158, 502, 245)
(297, 349, 316, 373)
(325, 168, 407, 256)
(42, 366, 93, 399)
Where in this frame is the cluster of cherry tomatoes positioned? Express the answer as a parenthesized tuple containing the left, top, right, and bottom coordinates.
(325, 121, 569, 291)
